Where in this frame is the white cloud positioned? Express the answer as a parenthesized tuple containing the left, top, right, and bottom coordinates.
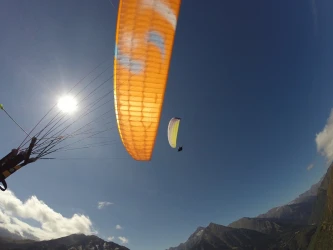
(307, 163, 314, 171)
(107, 236, 114, 241)
(0, 190, 97, 241)
(118, 236, 129, 244)
(97, 201, 113, 210)
(116, 224, 122, 230)
(316, 109, 333, 163)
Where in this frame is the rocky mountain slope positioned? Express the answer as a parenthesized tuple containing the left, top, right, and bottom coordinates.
(0, 233, 129, 250)
(307, 164, 333, 249)
(167, 223, 276, 250)
(167, 164, 333, 250)
(167, 221, 316, 250)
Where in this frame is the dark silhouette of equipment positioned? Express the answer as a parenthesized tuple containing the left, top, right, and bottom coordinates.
(0, 137, 37, 191)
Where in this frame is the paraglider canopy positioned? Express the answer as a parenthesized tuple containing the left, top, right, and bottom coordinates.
(168, 117, 181, 148)
(113, 0, 182, 161)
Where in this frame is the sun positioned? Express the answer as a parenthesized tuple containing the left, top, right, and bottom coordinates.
(57, 95, 78, 114)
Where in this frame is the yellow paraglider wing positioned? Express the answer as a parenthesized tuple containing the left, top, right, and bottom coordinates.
(114, 0, 182, 161)
(168, 117, 181, 148)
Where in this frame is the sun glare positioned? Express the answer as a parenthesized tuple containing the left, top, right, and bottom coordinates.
(57, 95, 78, 114)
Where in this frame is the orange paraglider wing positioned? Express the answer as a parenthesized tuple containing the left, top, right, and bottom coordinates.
(114, 0, 182, 161)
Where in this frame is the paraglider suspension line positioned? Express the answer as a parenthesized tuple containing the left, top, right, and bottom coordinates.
(2, 108, 31, 140)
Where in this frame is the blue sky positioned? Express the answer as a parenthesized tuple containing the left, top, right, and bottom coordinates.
(1, 0, 333, 250)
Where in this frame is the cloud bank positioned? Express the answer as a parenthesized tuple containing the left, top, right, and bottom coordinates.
(0, 190, 96, 241)
(316, 109, 333, 163)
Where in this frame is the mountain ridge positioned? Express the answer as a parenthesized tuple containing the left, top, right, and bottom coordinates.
(166, 164, 333, 250)
(0, 233, 129, 250)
